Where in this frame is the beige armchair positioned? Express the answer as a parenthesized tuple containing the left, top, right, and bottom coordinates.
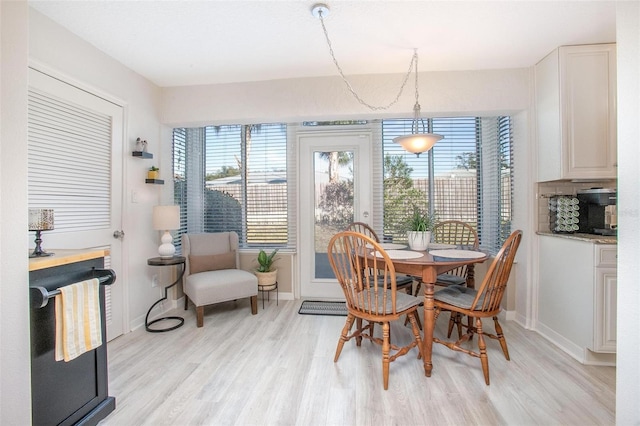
(182, 232, 258, 327)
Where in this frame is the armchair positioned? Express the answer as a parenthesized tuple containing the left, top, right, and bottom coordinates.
(182, 232, 258, 327)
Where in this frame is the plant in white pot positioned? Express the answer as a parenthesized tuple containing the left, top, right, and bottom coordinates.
(405, 207, 436, 251)
(255, 248, 278, 287)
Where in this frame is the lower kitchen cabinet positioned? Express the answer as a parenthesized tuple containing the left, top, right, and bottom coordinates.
(537, 235, 616, 365)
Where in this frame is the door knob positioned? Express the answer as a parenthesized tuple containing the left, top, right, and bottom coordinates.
(113, 230, 125, 240)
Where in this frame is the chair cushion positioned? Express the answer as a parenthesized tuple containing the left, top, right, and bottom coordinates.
(374, 275, 413, 288)
(434, 285, 485, 310)
(189, 251, 236, 274)
(184, 269, 258, 307)
(435, 273, 466, 286)
(352, 291, 421, 314)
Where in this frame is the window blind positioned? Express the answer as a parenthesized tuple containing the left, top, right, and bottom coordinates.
(382, 116, 512, 253)
(173, 123, 291, 250)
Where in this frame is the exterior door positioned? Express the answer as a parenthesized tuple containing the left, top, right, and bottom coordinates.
(298, 130, 372, 299)
(28, 68, 125, 341)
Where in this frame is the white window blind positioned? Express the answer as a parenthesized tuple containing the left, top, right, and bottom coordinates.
(382, 116, 512, 253)
(173, 123, 291, 250)
(479, 116, 513, 253)
(28, 89, 112, 231)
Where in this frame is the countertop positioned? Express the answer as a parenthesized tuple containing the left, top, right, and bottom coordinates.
(29, 248, 110, 271)
(537, 231, 617, 245)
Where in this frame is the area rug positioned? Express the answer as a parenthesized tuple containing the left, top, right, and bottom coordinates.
(298, 300, 348, 316)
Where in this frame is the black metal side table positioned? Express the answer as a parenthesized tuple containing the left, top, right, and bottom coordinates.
(145, 256, 186, 332)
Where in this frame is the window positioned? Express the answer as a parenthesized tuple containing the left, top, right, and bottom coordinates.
(382, 116, 513, 253)
(173, 123, 290, 250)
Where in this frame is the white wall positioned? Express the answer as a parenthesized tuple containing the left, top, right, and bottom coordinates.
(615, 2, 640, 423)
(28, 9, 170, 331)
(0, 1, 32, 423)
(162, 68, 530, 126)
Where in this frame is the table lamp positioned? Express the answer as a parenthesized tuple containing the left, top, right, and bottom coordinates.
(29, 208, 55, 258)
(152, 205, 180, 258)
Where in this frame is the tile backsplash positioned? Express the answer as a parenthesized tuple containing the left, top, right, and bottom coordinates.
(536, 180, 616, 233)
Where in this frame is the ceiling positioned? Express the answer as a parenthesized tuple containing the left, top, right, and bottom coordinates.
(29, 1, 617, 88)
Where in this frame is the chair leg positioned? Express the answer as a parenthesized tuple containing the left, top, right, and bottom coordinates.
(414, 281, 422, 296)
(250, 295, 258, 315)
(408, 311, 424, 359)
(382, 321, 390, 390)
(184, 295, 189, 310)
(404, 310, 422, 330)
(447, 312, 464, 338)
(335, 314, 355, 362)
(356, 317, 364, 346)
(196, 306, 204, 328)
(475, 317, 490, 385)
(493, 316, 510, 360)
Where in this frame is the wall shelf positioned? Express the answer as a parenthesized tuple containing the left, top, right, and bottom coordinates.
(132, 151, 153, 159)
(145, 179, 164, 185)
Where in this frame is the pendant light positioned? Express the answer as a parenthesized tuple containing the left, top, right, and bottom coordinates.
(392, 53, 443, 156)
(312, 3, 443, 154)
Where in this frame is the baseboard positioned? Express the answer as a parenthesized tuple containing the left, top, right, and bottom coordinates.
(535, 320, 587, 363)
(534, 321, 616, 366)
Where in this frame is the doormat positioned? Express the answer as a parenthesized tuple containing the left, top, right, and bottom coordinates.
(298, 300, 348, 316)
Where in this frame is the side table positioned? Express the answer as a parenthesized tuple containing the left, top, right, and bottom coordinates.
(146, 256, 186, 332)
(258, 282, 278, 309)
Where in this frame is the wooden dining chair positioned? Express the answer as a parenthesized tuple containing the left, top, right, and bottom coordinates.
(414, 220, 479, 337)
(345, 222, 414, 295)
(327, 231, 424, 390)
(432, 229, 522, 385)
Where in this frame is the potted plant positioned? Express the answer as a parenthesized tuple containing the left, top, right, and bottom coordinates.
(405, 207, 436, 251)
(147, 166, 159, 180)
(254, 248, 278, 287)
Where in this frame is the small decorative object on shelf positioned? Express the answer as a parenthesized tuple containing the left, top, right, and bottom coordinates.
(147, 166, 159, 180)
(133, 138, 153, 158)
(29, 208, 55, 258)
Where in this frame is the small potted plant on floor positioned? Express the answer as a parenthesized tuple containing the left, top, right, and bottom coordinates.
(405, 207, 436, 251)
(255, 248, 278, 287)
(147, 166, 159, 180)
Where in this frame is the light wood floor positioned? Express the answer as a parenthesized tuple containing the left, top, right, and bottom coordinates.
(101, 298, 615, 425)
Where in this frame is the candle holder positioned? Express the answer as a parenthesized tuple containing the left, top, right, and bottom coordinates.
(29, 208, 55, 258)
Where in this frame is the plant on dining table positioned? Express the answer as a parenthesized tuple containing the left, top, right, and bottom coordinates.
(405, 206, 437, 251)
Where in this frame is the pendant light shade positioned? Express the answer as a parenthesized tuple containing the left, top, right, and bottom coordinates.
(393, 132, 443, 156)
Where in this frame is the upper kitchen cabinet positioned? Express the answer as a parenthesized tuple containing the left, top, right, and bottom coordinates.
(535, 44, 617, 182)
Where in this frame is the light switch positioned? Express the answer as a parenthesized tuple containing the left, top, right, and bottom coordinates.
(131, 190, 138, 203)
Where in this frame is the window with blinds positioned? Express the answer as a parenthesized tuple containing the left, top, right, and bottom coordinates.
(173, 123, 290, 250)
(382, 116, 512, 254)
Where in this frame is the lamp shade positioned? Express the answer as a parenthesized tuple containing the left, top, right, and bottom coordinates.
(393, 133, 443, 156)
(29, 209, 55, 231)
(152, 205, 180, 231)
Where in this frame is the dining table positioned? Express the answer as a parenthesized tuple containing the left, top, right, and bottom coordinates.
(382, 246, 489, 377)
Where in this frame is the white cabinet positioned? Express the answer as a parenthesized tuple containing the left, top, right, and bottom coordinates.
(593, 246, 617, 352)
(535, 44, 617, 182)
(537, 235, 617, 364)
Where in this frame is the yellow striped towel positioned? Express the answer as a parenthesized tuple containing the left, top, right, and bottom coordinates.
(54, 278, 103, 362)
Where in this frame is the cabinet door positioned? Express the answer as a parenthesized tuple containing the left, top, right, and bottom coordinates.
(592, 267, 617, 352)
(560, 44, 617, 179)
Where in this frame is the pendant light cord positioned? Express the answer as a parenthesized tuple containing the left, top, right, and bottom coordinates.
(316, 8, 417, 111)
